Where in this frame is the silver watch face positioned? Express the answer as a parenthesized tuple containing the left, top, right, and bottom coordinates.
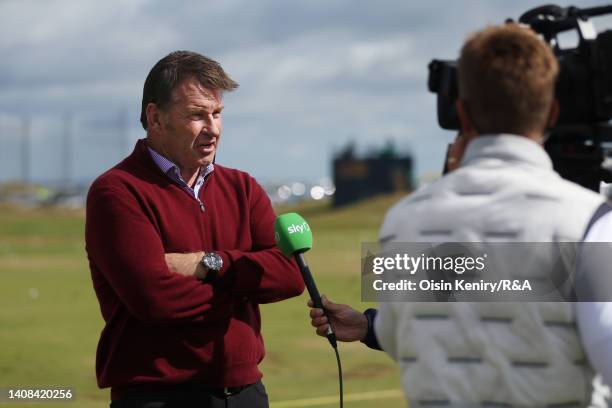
(202, 253, 223, 271)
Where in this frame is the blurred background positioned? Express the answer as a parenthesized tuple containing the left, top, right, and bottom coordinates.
(2, 0, 612, 407)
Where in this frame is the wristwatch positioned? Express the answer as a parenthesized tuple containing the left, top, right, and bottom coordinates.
(200, 252, 223, 283)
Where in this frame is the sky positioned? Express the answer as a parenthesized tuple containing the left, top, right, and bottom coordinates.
(1, 0, 611, 185)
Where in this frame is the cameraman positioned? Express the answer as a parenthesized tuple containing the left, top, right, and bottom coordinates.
(310, 23, 608, 407)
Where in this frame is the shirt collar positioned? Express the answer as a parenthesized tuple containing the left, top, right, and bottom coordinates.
(147, 146, 214, 185)
(460, 134, 553, 170)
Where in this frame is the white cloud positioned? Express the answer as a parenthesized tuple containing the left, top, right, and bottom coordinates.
(1, 0, 611, 183)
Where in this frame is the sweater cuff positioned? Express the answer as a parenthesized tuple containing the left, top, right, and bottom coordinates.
(361, 308, 382, 351)
(214, 250, 261, 296)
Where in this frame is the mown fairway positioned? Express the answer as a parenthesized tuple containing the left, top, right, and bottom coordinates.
(0, 194, 406, 408)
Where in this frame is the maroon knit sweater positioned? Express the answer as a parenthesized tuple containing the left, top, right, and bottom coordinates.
(85, 140, 304, 400)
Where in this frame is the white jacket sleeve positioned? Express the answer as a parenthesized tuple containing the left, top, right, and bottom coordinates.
(576, 211, 612, 388)
(374, 302, 399, 360)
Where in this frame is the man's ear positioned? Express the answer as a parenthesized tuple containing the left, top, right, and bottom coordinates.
(547, 99, 560, 128)
(146, 103, 164, 132)
(456, 98, 477, 139)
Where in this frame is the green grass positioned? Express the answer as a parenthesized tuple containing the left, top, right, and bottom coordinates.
(0, 195, 407, 408)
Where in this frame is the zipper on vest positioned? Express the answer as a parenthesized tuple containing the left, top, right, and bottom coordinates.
(197, 198, 205, 212)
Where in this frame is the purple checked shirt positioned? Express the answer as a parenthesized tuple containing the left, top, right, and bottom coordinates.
(147, 146, 214, 211)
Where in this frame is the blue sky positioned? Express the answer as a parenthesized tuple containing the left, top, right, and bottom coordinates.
(1, 0, 610, 185)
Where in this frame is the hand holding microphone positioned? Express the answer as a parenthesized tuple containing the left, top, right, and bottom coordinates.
(308, 296, 369, 343)
(274, 213, 338, 348)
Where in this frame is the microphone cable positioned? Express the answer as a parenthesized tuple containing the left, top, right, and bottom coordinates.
(333, 341, 343, 408)
(325, 320, 343, 408)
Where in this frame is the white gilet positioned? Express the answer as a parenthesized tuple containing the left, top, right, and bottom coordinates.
(376, 134, 605, 407)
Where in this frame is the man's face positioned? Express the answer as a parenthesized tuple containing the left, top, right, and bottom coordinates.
(155, 77, 224, 171)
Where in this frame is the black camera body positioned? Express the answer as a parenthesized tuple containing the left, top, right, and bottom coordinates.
(428, 4, 612, 191)
(428, 59, 459, 130)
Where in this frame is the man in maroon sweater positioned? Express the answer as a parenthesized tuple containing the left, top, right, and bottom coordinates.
(85, 51, 304, 408)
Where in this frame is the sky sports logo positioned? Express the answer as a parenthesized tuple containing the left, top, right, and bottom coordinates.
(287, 222, 310, 234)
(274, 221, 311, 243)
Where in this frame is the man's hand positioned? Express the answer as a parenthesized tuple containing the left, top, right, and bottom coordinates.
(445, 132, 467, 173)
(308, 296, 368, 342)
(165, 251, 207, 280)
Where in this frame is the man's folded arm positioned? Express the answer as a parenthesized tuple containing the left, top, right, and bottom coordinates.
(215, 180, 305, 304)
(86, 184, 232, 325)
(217, 247, 304, 304)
